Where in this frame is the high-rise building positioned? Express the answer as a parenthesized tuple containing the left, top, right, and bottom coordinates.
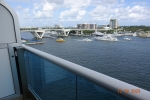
(77, 23, 97, 29)
(110, 19, 118, 29)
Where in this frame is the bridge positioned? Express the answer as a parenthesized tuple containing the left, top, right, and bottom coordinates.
(21, 28, 122, 39)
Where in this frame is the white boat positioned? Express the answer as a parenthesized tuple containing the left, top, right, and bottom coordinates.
(21, 40, 26, 42)
(95, 34, 118, 41)
(92, 32, 104, 36)
(49, 31, 58, 37)
(82, 38, 92, 42)
(132, 32, 137, 36)
(124, 37, 132, 40)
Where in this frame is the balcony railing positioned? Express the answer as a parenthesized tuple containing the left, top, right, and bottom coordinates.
(15, 44, 150, 100)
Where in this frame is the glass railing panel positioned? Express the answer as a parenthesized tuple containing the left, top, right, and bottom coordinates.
(77, 76, 126, 100)
(24, 50, 127, 100)
(24, 51, 76, 100)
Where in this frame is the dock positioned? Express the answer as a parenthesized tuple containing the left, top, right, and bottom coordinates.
(22, 41, 44, 45)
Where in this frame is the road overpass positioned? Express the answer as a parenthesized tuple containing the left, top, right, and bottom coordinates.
(21, 28, 123, 38)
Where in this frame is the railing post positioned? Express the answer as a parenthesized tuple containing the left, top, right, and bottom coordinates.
(14, 46, 32, 100)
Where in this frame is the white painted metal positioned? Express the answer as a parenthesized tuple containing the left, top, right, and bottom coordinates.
(0, 1, 21, 99)
(31, 30, 45, 39)
(0, 48, 15, 98)
(0, 1, 21, 44)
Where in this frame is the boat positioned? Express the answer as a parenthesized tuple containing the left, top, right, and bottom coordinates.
(124, 37, 132, 40)
(95, 34, 118, 41)
(49, 31, 58, 37)
(132, 32, 137, 36)
(56, 38, 65, 42)
(21, 40, 26, 43)
(92, 32, 104, 36)
(82, 38, 92, 42)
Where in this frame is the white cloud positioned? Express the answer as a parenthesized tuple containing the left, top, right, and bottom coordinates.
(120, 0, 124, 3)
(59, 8, 86, 21)
(121, 5, 150, 20)
(7, 0, 150, 26)
(23, 8, 29, 13)
(59, 0, 90, 21)
(63, 0, 91, 8)
(89, 4, 150, 23)
(32, 1, 57, 18)
(42, 2, 55, 11)
(92, 0, 118, 6)
(33, 3, 41, 10)
(15, 5, 23, 10)
(46, 0, 64, 4)
(89, 5, 114, 21)
(132, 2, 147, 5)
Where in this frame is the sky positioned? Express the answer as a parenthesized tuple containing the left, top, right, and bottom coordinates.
(4, 0, 150, 27)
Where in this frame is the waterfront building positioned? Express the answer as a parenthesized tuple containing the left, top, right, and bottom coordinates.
(77, 23, 97, 29)
(110, 19, 118, 29)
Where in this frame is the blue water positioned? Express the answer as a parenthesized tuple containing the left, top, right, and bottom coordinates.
(21, 32, 150, 91)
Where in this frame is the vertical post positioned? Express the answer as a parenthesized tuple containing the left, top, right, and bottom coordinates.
(76, 30, 78, 34)
(14, 46, 30, 100)
(81, 30, 83, 35)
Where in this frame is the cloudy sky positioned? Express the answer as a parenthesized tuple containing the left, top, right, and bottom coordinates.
(4, 0, 150, 27)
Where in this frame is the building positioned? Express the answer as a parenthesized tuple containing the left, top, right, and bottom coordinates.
(97, 25, 107, 29)
(110, 19, 118, 29)
(77, 23, 97, 29)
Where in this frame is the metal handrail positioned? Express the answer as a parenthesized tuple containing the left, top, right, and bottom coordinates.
(22, 44, 150, 100)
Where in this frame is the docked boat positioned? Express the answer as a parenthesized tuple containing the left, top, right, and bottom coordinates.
(82, 38, 92, 42)
(124, 37, 132, 40)
(56, 38, 65, 42)
(21, 40, 26, 43)
(95, 34, 118, 41)
(92, 32, 104, 36)
(132, 32, 137, 36)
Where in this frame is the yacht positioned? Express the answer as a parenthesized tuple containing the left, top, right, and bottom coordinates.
(95, 34, 118, 41)
(92, 32, 104, 36)
(132, 32, 137, 36)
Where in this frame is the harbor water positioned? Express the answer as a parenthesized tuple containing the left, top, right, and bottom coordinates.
(21, 32, 150, 92)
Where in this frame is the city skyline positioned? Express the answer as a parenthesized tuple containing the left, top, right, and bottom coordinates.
(4, 0, 150, 27)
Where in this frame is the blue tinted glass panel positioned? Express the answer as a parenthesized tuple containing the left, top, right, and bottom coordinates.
(24, 50, 127, 100)
(24, 51, 76, 100)
(77, 76, 125, 100)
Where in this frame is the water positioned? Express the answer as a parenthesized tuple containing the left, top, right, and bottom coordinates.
(21, 32, 150, 91)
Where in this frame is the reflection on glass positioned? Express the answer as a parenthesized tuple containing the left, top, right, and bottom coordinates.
(77, 76, 125, 100)
(24, 51, 126, 100)
(24, 51, 76, 100)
